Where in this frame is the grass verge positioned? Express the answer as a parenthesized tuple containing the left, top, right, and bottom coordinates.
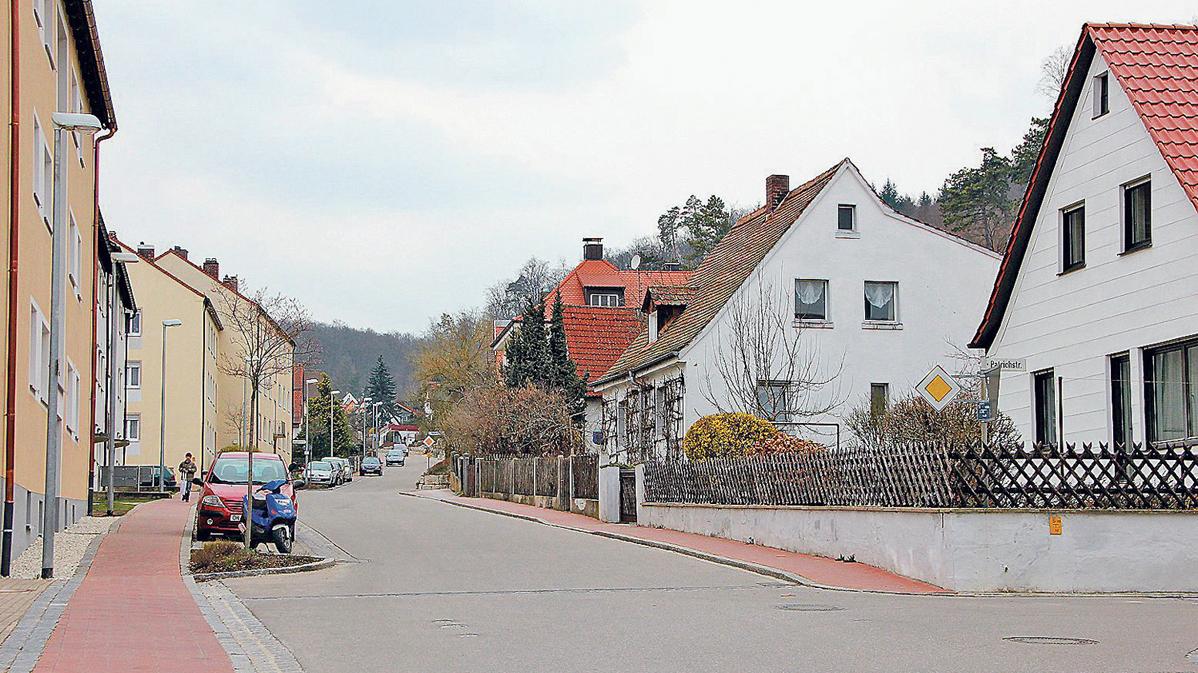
(189, 541, 319, 574)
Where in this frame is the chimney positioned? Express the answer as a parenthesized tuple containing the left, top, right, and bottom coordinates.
(171, 245, 188, 260)
(582, 237, 604, 261)
(202, 258, 220, 279)
(766, 174, 790, 209)
(222, 275, 239, 292)
(136, 242, 155, 259)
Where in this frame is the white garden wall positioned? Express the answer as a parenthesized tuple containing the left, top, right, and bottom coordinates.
(640, 502, 1198, 592)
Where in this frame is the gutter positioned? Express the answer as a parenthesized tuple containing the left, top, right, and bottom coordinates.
(2, 0, 22, 576)
(85, 127, 117, 516)
(591, 351, 679, 390)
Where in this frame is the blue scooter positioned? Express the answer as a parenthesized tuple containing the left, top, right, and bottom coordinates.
(241, 478, 297, 553)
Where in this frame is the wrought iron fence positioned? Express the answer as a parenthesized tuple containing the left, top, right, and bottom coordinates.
(642, 442, 1198, 510)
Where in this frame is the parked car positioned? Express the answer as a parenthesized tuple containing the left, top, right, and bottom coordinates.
(385, 448, 406, 466)
(325, 457, 352, 485)
(360, 456, 383, 476)
(195, 452, 298, 542)
(303, 461, 336, 487)
(139, 466, 177, 490)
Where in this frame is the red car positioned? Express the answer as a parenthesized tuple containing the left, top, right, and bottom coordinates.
(195, 452, 297, 541)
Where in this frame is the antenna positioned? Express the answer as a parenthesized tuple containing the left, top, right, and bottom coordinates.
(629, 254, 642, 270)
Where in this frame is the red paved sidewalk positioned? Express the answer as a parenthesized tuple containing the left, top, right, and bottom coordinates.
(33, 498, 232, 673)
(415, 490, 948, 595)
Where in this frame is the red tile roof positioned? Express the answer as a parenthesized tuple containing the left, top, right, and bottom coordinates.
(641, 285, 697, 311)
(551, 259, 692, 307)
(559, 306, 644, 395)
(972, 23, 1198, 348)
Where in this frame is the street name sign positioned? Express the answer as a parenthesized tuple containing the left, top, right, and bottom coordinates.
(916, 365, 962, 412)
(982, 357, 1026, 373)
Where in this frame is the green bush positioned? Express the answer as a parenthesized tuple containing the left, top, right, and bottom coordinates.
(682, 413, 779, 460)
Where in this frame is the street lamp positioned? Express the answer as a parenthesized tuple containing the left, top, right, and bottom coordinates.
(104, 252, 139, 517)
(371, 401, 382, 457)
(303, 378, 318, 464)
(329, 390, 340, 460)
(158, 320, 183, 490)
(360, 397, 372, 460)
(41, 112, 103, 579)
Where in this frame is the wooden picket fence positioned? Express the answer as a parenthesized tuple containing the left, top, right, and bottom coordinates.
(643, 442, 1198, 510)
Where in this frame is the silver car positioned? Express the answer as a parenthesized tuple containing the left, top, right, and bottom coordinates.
(304, 461, 336, 486)
(325, 457, 352, 485)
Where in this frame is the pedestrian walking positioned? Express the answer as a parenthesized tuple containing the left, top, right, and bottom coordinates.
(178, 453, 198, 502)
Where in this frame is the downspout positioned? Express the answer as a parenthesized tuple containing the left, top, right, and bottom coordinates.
(3, 0, 23, 577)
(85, 128, 117, 515)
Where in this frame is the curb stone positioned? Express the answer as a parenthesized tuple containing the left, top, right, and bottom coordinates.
(0, 517, 117, 673)
(180, 505, 307, 673)
(192, 557, 335, 582)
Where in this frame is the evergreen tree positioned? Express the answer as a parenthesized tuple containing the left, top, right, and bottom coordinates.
(503, 295, 552, 388)
(547, 293, 587, 416)
(306, 374, 354, 460)
(682, 195, 733, 264)
(364, 355, 398, 420)
(879, 179, 901, 209)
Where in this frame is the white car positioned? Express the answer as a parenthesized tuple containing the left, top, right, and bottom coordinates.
(304, 461, 336, 486)
(324, 457, 352, 485)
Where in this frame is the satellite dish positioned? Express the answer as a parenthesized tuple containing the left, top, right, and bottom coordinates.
(629, 254, 642, 270)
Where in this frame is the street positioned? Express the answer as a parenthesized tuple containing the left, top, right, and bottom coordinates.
(221, 464, 1198, 673)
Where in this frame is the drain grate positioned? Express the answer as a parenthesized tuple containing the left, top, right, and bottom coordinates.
(1003, 636, 1098, 646)
(776, 603, 844, 612)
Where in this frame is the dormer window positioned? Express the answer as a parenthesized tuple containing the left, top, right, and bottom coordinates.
(1093, 72, 1109, 118)
(837, 205, 856, 231)
(586, 289, 623, 307)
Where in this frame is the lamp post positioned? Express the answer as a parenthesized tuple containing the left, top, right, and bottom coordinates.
(104, 252, 139, 516)
(371, 401, 382, 457)
(41, 113, 103, 579)
(329, 389, 340, 459)
(303, 378, 317, 464)
(360, 397, 372, 461)
(158, 319, 183, 490)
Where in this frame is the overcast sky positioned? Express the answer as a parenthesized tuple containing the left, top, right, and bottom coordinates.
(95, 1, 1195, 334)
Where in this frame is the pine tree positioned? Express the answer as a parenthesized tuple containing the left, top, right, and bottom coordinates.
(365, 355, 398, 420)
(503, 295, 551, 388)
(547, 293, 587, 417)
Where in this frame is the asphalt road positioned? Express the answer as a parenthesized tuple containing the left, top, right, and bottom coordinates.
(223, 462, 1198, 673)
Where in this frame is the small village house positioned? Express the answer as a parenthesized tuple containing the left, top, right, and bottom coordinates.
(593, 160, 1001, 458)
(972, 23, 1198, 450)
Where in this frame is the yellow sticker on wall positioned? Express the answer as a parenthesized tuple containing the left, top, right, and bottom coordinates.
(1048, 514, 1062, 536)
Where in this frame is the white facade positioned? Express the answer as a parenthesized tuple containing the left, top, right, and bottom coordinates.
(93, 259, 134, 474)
(984, 51, 1198, 448)
(597, 163, 1000, 451)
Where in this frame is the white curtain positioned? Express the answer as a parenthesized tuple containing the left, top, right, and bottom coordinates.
(796, 280, 824, 305)
(864, 282, 894, 309)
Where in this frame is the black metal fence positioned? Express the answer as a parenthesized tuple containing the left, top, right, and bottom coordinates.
(455, 454, 600, 509)
(643, 442, 1198, 510)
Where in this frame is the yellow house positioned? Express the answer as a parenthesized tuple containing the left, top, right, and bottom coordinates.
(155, 250, 294, 465)
(1, 0, 117, 568)
(115, 240, 221, 481)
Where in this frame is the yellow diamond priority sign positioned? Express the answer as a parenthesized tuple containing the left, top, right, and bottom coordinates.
(916, 365, 962, 412)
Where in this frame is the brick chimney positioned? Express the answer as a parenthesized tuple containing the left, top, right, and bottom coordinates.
(583, 237, 603, 261)
(202, 258, 220, 279)
(136, 242, 155, 259)
(171, 245, 188, 260)
(222, 275, 239, 292)
(766, 174, 790, 209)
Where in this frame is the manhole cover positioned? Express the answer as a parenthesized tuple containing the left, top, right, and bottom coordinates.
(776, 603, 844, 612)
(1003, 636, 1098, 646)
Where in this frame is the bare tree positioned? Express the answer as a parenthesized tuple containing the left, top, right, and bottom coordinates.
(484, 257, 569, 320)
(700, 277, 844, 427)
(215, 285, 317, 549)
(1037, 45, 1071, 99)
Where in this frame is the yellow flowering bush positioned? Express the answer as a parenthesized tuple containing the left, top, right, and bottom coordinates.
(682, 413, 779, 460)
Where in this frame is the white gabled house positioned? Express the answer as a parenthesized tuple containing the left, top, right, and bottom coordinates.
(592, 159, 1000, 458)
(972, 23, 1198, 450)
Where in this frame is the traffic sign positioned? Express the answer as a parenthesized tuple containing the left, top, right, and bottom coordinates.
(916, 365, 962, 412)
(976, 400, 994, 422)
(422, 436, 435, 448)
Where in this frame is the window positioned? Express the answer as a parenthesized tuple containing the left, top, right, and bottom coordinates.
(589, 293, 620, 307)
(34, 0, 54, 65)
(1033, 369, 1058, 446)
(28, 302, 50, 401)
(66, 362, 79, 438)
(127, 310, 142, 336)
(1061, 204, 1085, 272)
(648, 310, 659, 343)
(71, 70, 84, 164)
(1093, 72, 1109, 117)
(755, 381, 790, 422)
(32, 117, 52, 225)
(870, 383, 889, 417)
(837, 204, 856, 231)
(863, 281, 898, 322)
(794, 279, 828, 321)
(124, 415, 141, 442)
(1145, 339, 1198, 446)
(1110, 353, 1132, 448)
(1123, 178, 1151, 251)
(126, 361, 142, 389)
(69, 214, 81, 294)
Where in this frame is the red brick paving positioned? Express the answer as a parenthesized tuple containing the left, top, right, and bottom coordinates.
(417, 491, 948, 595)
(32, 498, 232, 673)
